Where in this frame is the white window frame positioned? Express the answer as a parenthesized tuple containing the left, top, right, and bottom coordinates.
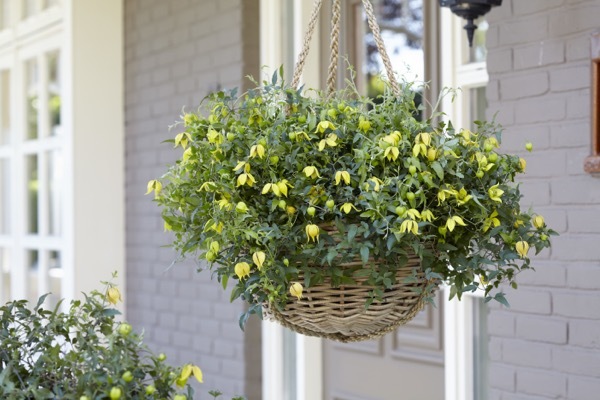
(440, 7, 490, 400)
(0, 0, 124, 307)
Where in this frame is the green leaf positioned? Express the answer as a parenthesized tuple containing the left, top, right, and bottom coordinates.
(431, 161, 444, 180)
(360, 246, 369, 265)
(494, 292, 510, 308)
(221, 274, 229, 290)
(348, 224, 358, 242)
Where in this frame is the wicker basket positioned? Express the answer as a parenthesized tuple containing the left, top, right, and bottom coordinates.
(264, 226, 437, 342)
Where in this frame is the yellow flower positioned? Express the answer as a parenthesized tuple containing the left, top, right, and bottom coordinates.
(515, 241, 530, 258)
(437, 187, 457, 204)
(216, 198, 232, 210)
(412, 143, 427, 158)
(234, 262, 251, 279)
(426, 148, 437, 162)
(199, 181, 217, 192)
(182, 147, 193, 162)
(233, 161, 250, 173)
(358, 118, 371, 132)
(174, 132, 191, 149)
(335, 170, 351, 185)
(106, 287, 122, 305)
(262, 183, 274, 195)
(384, 146, 400, 161)
(456, 188, 473, 206)
(340, 203, 359, 214)
(237, 173, 256, 187)
(250, 144, 266, 159)
(192, 365, 203, 383)
(286, 206, 296, 215)
(277, 180, 291, 197)
(488, 184, 504, 203)
(421, 209, 435, 222)
(367, 177, 384, 192)
(533, 215, 545, 229)
(290, 282, 303, 300)
(235, 202, 249, 213)
(305, 224, 320, 242)
(399, 220, 419, 235)
(483, 210, 501, 233)
(318, 133, 339, 151)
(406, 208, 421, 220)
(145, 180, 162, 198)
(519, 157, 527, 172)
(303, 166, 320, 179)
(446, 216, 467, 232)
(206, 129, 223, 144)
(252, 251, 266, 270)
(416, 132, 431, 146)
(316, 121, 335, 133)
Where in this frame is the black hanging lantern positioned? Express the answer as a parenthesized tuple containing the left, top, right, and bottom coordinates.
(439, 0, 502, 47)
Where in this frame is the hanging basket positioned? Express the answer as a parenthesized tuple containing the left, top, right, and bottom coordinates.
(263, 225, 438, 343)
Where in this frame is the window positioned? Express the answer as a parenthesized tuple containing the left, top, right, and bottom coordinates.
(0, 0, 124, 306)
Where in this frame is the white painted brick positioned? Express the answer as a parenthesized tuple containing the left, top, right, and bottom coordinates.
(488, 311, 516, 337)
(516, 368, 567, 398)
(499, 16, 548, 46)
(515, 40, 565, 70)
(566, 36, 591, 61)
(566, 90, 591, 119)
(500, 72, 548, 100)
(552, 234, 600, 262)
(568, 209, 600, 234)
(550, 65, 590, 92)
(503, 339, 552, 368)
(548, 5, 600, 36)
(568, 375, 600, 400)
(514, 97, 566, 124)
(516, 315, 567, 344)
(554, 291, 600, 319)
(551, 177, 600, 205)
(570, 319, 600, 348)
(553, 347, 600, 377)
(504, 289, 552, 315)
(489, 363, 516, 391)
(567, 262, 600, 290)
(550, 121, 591, 148)
(487, 48, 513, 74)
(513, 0, 566, 15)
(517, 261, 566, 287)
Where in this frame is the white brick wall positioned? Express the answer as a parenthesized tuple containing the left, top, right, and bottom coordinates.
(486, 1, 600, 398)
(124, 1, 261, 398)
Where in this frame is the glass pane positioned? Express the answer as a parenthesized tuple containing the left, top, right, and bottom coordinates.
(468, 18, 488, 63)
(0, 248, 9, 303)
(47, 51, 61, 136)
(27, 249, 38, 304)
(22, 0, 37, 19)
(365, 0, 424, 98)
(25, 59, 39, 140)
(473, 297, 489, 400)
(26, 154, 38, 234)
(469, 86, 487, 128)
(47, 150, 62, 235)
(0, 70, 10, 145)
(0, 0, 9, 31)
(47, 250, 62, 308)
(0, 158, 8, 234)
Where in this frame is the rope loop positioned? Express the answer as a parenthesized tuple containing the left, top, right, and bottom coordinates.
(291, 0, 401, 97)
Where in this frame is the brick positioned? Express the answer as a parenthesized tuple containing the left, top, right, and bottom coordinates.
(500, 72, 548, 100)
(488, 311, 515, 337)
(514, 97, 566, 124)
(567, 90, 591, 119)
(554, 291, 600, 319)
(553, 347, 600, 377)
(513, 0, 566, 15)
(517, 262, 566, 287)
(516, 368, 567, 398)
(567, 263, 600, 289)
(568, 376, 600, 400)
(489, 363, 516, 391)
(548, 5, 600, 36)
(499, 16, 548, 46)
(516, 316, 567, 344)
(519, 181, 551, 206)
(566, 36, 591, 61)
(570, 319, 600, 348)
(550, 65, 590, 92)
(552, 235, 600, 262)
(504, 289, 552, 315)
(550, 121, 591, 148)
(569, 208, 600, 234)
(514, 40, 565, 70)
(552, 178, 600, 205)
(487, 48, 513, 74)
(503, 339, 552, 368)
(522, 150, 566, 178)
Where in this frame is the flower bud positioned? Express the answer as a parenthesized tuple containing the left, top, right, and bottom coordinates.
(305, 224, 320, 242)
(290, 282, 303, 300)
(533, 215, 545, 229)
(236, 202, 249, 213)
(515, 241, 530, 258)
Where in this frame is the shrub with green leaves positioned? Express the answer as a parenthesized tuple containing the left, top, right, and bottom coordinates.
(152, 72, 555, 324)
(0, 280, 244, 400)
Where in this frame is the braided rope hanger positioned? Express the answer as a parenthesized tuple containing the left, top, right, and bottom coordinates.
(291, 0, 401, 97)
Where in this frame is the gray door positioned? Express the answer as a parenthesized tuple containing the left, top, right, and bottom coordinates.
(323, 294, 444, 400)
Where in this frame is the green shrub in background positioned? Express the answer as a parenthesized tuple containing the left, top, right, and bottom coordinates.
(0, 276, 244, 400)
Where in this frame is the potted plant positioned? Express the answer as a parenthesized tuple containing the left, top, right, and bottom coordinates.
(149, 67, 554, 341)
(0, 277, 244, 400)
